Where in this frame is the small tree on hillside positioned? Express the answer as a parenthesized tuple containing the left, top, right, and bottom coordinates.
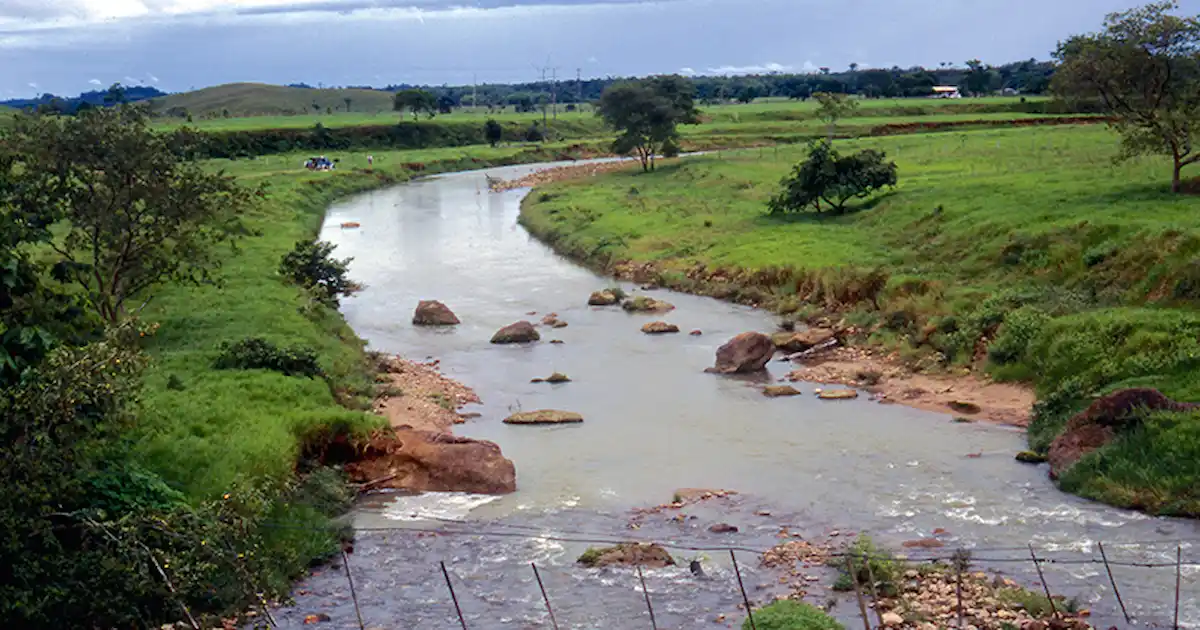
(963, 59, 998, 96)
(485, 119, 503, 147)
(344, 97, 352, 112)
(5, 106, 259, 323)
(436, 95, 456, 115)
(393, 89, 437, 120)
(1053, 1, 1200, 193)
(767, 140, 898, 215)
(597, 75, 700, 172)
(813, 91, 859, 140)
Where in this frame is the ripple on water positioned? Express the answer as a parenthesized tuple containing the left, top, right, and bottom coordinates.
(379, 492, 500, 521)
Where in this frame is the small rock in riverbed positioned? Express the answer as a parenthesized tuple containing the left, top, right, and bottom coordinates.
(545, 372, 571, 384)
(763, 385, 802, 398)
(706, 332, 775, 374)
(1015, 451, 1047, 464)
(578, 543, 673, 568)
(504, 410, 584, 425)
(817, 389, 859, 400)
(689, 330, 703, 336)
(622, 296, 675, 313)
(491, 321, 540, 344)
(550, 339, 565, 345)
(708, 523, 739, 534)
(642, 321, 680, 334)
(948, 400, 982, 414)
(588, 290, 619, 306)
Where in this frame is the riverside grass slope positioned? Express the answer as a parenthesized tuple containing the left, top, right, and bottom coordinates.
(520, 125, 1200, 517)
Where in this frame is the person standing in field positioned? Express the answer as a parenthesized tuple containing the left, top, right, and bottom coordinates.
(368, 155, 374, 166)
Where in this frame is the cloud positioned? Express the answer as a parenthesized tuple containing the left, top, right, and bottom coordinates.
(27, 82, 38, 89)
(89, 78, 103, 85)
(124, 75, 142, 84)
(679, 67, 695, 76)
(704, 62, 793, 75)
(147, 73, 160, 83)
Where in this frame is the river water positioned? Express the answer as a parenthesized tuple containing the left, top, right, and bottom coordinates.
(271, 160, 1197, 629)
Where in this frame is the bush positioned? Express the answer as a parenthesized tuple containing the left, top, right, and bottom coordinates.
(767, 140, 897, 215)
(484, 119, 503, 147)
(745, 600, 844, 630)
(279, 240, 356, 308)
(829, 535, 905, 597)
(214, 337, 323, 378)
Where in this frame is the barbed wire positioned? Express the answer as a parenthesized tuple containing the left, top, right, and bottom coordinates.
(260, 520, 1200, 569)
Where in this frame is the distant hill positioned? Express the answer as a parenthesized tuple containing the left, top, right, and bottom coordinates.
(148, 83, 395, 118)
(0, 86, 167, 112)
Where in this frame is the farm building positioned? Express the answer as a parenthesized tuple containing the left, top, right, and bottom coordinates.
(931, 86, 962, 99)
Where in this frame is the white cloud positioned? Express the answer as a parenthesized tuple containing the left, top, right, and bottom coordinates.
(679, 67, 695, 75)
(124, 75, 142, 84)
(704, 61, 793, 75)
(147, 73, 160, 83)
(89, 78, 103, 85)
(586, 56, 598, 64)
(27, 82, 38, 89)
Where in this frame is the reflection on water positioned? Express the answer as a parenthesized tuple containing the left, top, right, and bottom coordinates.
(288, 161, 1200, 628)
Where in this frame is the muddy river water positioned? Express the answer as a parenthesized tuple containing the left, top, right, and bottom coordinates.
(272, 161, 1197, 629)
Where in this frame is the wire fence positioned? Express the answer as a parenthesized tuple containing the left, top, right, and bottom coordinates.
(249, 518, 1199, 630)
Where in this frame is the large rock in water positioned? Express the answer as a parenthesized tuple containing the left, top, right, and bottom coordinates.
(491, 321, 540, 344)
(412, 300, 460, 326)
(622, 296, 675, 313)
(642, 321, 680, 334)
(588, 290, 619, 306)
(707, 332, 775, 374)
(504, 410, 584, 425)
(771, 328, 836, 353)
(1048, 388, 1197, 479)
(344, 429, 516, 495)
(577, 543, 675, 568)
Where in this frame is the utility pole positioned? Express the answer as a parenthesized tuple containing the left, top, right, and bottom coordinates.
(472, 73, 477, 115)
(551, 67, 558, 121)
(576, 68, 583, 113)
(540, 67, 548, 139)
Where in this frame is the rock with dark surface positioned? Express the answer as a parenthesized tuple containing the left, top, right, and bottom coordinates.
(642, 321, 681, 335)
(689, 330, 703, 336)
(673, 488, 737, 504)
(763, 385, 802, 398)
(622, 296, 675, 313)
(948, 400, 982, 415)
(491, 321, 540, 344)
(1048, 388, 1198, 479)
(343, 429, 516, 495)
(412, 300, 460, 326)
(577, 543, 675, 568)
(504, 410, 584, 425)
(706, 332, 775, 374)
(771, 328, 836, 353)
(545, 372, 571, 384)
(708, 523, 739, 534)
(588, 290, 619, 306)
(1015, 451, 1047, 464)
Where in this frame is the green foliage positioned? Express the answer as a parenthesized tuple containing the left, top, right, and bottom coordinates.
(576, 547, 603, 566)
(279, 240, 356, 308)
(485, 118, 503, 146)
(812, 92, 859, 136)
(393, 89, 438, 121)
(829, 535, 904, 597)
(767, 140, 897, 214)
(1052, 1, 1200, 191)
(5, 105, 260, 323)
(744, 600, 844, 630)
(598, 75, 699, 172)
(214, 337, 324, 379)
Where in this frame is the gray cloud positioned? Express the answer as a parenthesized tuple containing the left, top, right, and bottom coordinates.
(5, 0, 1200, 97)
(233, 0, 676, 16)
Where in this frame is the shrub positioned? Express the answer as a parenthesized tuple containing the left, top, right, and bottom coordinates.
(767, 140, 897, 215)
(829, 535, 904, 597)
(213, 337, 323, 378)
(279, 240, 357, 308)
(987, 306, 1050, 365)
(745, 600, 844, 630)
(484, 119, 503, 147)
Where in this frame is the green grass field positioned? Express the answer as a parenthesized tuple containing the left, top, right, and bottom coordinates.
(521, 125, 1200, 515)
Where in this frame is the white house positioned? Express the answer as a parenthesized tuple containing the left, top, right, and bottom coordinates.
(931, 86, 962, 99)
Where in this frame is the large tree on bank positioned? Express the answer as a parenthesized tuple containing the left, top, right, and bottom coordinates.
(1053, 1, 1200, 193)
(597, 75, 700, 172)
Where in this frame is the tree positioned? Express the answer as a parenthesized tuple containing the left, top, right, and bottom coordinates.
(597, 75, 700, 172)
(964, 59, 997, 96)
(344, 97, 352, 112)
(485, 119, 503, 147)
(5, 106, 259, 324)
(813, 91, 859, 140)
(278, 240, 357, 308)
(393, 89, 437, 120)
(436, 94, 456, 115)
(1053, 1, 1200, 192)
(767, 140, 898, 215)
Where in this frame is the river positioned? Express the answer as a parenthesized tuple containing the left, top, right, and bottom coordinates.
(271, 160, 1197, 629)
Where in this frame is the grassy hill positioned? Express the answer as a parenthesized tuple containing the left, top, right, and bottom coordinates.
(149, 83, 396, 117)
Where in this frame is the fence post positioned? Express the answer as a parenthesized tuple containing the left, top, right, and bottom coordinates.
(730, 550, 757, 630)
(863, 552, 885, 628)
(1027, 544, 1058, 619)
(955, 562, 964, 629)
(531, 563, 559, 630)
(341, 550, 366, 630)
(845, 554, 872, 630)
(440, 561, 469, 630)
(1097, 542, 1131, 624)
(1175, 545, 1183, 630)
(636, 564, 658, 630)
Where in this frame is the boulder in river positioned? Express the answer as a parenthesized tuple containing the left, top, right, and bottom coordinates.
(491, 321, 540, 344)
(343, 429, 516, 495)
(588, 290, 620, 306)
(817, 389, 859, 400)
(706, 332, 775, 374)
(577, 543, 674, 568)
(772, 328, 836, 353)
(504, 410, 584, 425)
(763, 385, 802, 398)
(708, 523, 739, 534)
(622, 296, 675, 313)
(641, 321, 680, 335)
(1015, 451, 1047, 464)
(412, 300, 460, 326)
(545, 372, 571, 384)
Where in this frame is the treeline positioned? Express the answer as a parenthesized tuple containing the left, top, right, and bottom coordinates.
(0, 84, 167, 115)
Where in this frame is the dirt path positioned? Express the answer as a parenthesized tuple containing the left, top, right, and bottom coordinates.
(785, 346, 1034, 427)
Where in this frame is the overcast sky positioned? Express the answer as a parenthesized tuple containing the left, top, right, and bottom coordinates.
(2, 0, 1198, 97)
